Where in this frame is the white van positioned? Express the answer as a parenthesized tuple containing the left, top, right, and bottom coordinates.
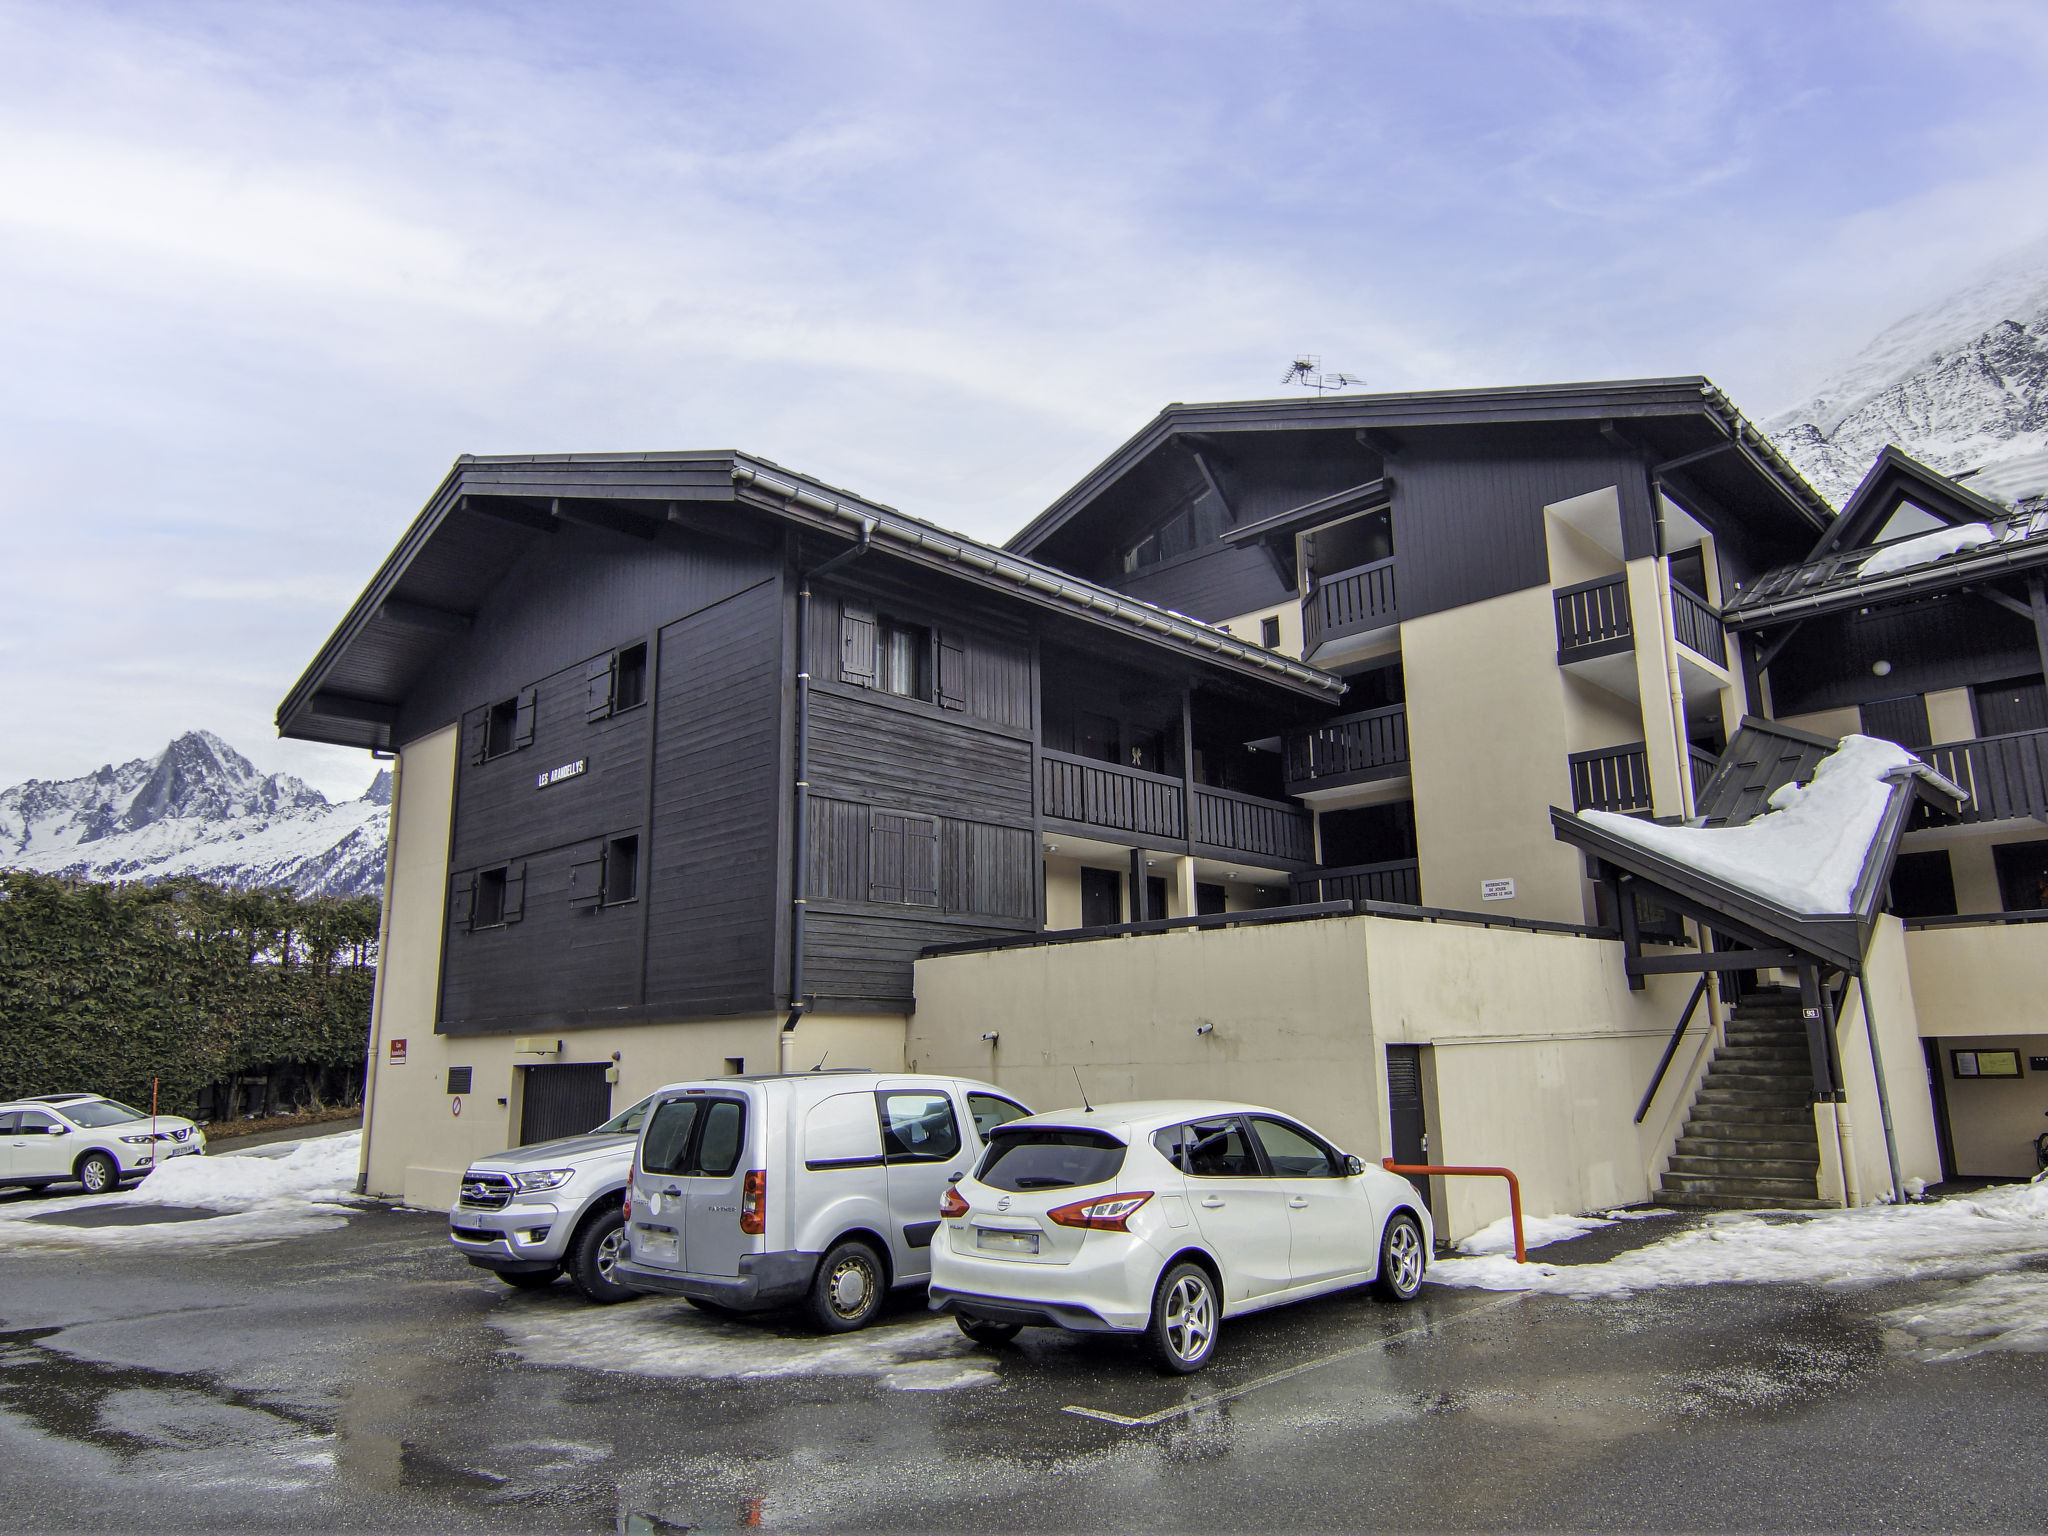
(611, 1071, 1031, 1331)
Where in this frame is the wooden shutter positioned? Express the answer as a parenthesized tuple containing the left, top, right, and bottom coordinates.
(466, 711, 490, 765)
(868, 811, 906, 904)
(513, 688, 537, 747)
(904, 815, 939, 906)
(840, 606, 877, 687)
(450, 872, 476, 930)
(568, 850, 604, 908)
(936, 634, 967, 711)
(501, 862, 526, 924)
(585, 655, 616, 720)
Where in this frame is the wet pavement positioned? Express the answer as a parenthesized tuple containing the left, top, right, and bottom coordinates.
(0, 1206, 2042, 1533)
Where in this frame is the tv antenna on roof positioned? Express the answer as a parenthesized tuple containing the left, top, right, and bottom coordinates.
(1281, 355, 1366, 395)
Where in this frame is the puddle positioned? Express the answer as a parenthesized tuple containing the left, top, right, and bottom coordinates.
(27, 1205, 222, 1228)
(491, 1293, 997, 1390)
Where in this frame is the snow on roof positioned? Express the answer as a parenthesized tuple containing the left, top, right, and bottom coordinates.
(1857, 521, 1997, 579)
(1578, 735, 1924, 915)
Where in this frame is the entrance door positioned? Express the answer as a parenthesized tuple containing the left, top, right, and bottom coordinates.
(520, 1063, 613, 1145)
(1080, 867, 1121, 927)
(1385, 1045, 1431, 1210)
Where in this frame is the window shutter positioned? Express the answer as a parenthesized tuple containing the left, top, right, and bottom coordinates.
(585, 655, 616, 720)
(467, 712, 490, 765)
(868, 811, 905, 904)
(904, 815, 939, 906)
(840, 606, 877, 687)
(513, 688, 537, 747)
(568, 853, 604, 908)
(936, 635, 967, 711)
(450, 873, 476, 930)
(501, 862, 526, 923)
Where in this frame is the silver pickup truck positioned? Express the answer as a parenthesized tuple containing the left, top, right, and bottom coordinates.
(448, 1095, 651, 1302)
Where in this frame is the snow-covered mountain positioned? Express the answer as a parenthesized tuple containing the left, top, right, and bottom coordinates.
(0, 731, 388, 898)
(1769, 244, 2048, 511)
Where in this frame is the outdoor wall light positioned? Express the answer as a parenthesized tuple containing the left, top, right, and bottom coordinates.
(1873, 659, 1893, 676)
(981, 1032, 999, 1044)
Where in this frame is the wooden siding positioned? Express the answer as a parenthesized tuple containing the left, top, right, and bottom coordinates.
(1769, 596, 2044, 716)
(807, 796, 1033, 919)
(807, 690, 1034, 823)
(804, 582, 1033, 733)
(801, 911, 1025, 1011)
(1114, 542, 1293, 624)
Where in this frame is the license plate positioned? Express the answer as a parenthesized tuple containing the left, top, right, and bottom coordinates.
(168, 1144, 199, 1158)
(634, 1226, 679, 1267)
(976, 1227, 1039, 1255)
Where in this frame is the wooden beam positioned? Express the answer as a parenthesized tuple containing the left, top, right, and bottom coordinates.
(375, 597, 473, 635)
(2031, 576, 2048, 686)
(1626, 948, 1800, 975)
(308, 691, 401, 726)
(459, 494, 557, 533)
(1356, 427, 1403, 460)
(1970, 584, 2036, 623)
(1189, 449, 1233, 521)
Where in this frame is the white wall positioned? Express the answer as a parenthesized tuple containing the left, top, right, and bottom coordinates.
(1833, 916, 1943, 1203)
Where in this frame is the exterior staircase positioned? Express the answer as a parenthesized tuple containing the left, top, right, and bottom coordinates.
(1658, 987, 1833, 1210)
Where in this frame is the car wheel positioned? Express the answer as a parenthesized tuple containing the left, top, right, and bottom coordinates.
(1372, 1212, 1426, 1302)
(956, 1315, 1023, 1347)
(75, 1153, 120, 1195)
(805, 1239, 886, 1333)
(1144, 1261, 1220, 1374)
(567, 1205, 640, 1304)
(497, 1267, 560, 1290)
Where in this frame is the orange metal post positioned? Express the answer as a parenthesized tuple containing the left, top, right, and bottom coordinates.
(1382, 1160, 1526, 1263)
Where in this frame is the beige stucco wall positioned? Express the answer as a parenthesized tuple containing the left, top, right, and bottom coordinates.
(1898, 826, 2008, 916)
(1626, 559, 1690, 818)
(1403, 587, 1585, 923)
(1905, 920, 2048, 1035)
(1560, 671, 1646, 755)
(1932, 1034, 2048, 1178)
(1833, 916, 1943, 1202)
(910, 913, 1709, 1242)
(1218, 597, 1306, 661)
(1777, 706, 1859, 741)
(1925, 687, 1976, 745)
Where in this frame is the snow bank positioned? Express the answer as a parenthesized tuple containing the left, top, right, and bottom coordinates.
(1457, 1213, 1618, 1256)
(1580, 734, 1919, 914)
(1430, 1177, 2048, 1357)
(0, 1132, 362, 1249)
(1858, 522, 1997, 578)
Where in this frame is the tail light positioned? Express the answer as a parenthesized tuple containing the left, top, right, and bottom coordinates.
(939, 1185, 969, 1219)
(740, 1170, 767, 1235)
(623, 1166, 634, 1222)
(1048, 1192, 1153, 1232)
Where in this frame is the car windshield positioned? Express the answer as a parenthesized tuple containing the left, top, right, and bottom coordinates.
(61, 1100, 147, 1127)
(976, 1128, 1126, 1192)
(592, 1096, 655, 1136)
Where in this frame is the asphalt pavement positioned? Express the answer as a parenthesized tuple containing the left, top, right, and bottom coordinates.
(0, 1203, 2041, 1533)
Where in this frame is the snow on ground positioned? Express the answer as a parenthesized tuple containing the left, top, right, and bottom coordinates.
(1857, 521, 1998, 578)
(0, 1132, 362, 1249)
(1431, 1177, 2048, 1357)
(1580, 734, 1926, 914)
(1457, 1213, 1619, 1255)
(493, 1296, 997, 1391)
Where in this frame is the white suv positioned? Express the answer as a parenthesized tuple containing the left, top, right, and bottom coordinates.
(929, 1100, 1432, 1372)
(0, 1095, 206, 1194)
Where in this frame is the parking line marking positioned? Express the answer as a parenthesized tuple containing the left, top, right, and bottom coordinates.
(1061, 1292, 1524, 1427)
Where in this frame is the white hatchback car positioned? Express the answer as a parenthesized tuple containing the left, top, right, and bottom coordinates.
(929, 1100, 1432, 1372)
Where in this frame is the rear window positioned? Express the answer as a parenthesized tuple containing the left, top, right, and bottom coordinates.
(976, 1128, 1126, 1192)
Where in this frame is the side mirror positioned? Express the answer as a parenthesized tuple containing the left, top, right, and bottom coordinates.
(1344, 1154, 1365, 1177)
(48, 1124, 70, 1136)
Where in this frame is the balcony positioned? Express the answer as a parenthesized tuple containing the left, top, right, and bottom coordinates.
(1568, 742, 1725, 817)
(1302, 557, 1398, 654)
(1040, 749, 1313, 865)
(1918, 728, 2048, 824)
(1554, 574, 1728, 671)
(1284, 703, 1409, 795)
(1293, 858, 1421, 906)
(1670, 583, 1727, 667)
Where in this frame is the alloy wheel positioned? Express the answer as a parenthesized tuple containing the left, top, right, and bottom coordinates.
(595, 1226, 625, 1285)
(1387, 1220, 1423, 1292)
(1163, 1273, 1214, 1363)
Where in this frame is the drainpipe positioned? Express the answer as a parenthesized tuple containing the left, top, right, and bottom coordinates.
(1649, 480, 1696, 817)
(783, 521, 875, 1072)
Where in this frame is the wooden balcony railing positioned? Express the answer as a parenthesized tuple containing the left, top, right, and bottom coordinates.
(1670, 583, 1727, 667)
(1192, 784, 1314, 864)
(1293, 859, 1421, 906)
(1284, 703, 1409, 793)
(1554, 574, 1631, 659)
(1040, 748, 1313, 864)
(1303, 557, 1398, 652)
(1687, 745, 1721, 803)
(1917, 728, 2048, 825)
(1569, 743, 1652, 815)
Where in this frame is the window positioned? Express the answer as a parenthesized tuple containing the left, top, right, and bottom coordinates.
(879, 1091, 961, 1162)
(877, 619, 931, 700)
(724, 1058, 745, 1076)
(976, 1128, 1125, 1191)
(465, 863, 524, 928)
(869, 811, 938, 906)
(593, 1096, 656, 1136)
(1973, 675, 2048, 736)
(613, 643, 648, 712)
(1248, 1116, 1341, 1177)
(1260, 615, 1281, 649)
(1118, 484, 1227, 575)
(967, 1093, 1031, 1140)
(696, 1100, 745, 1176)
(475, 867, 507, 927)
(640, 1099, 700, 1175)
(602, 836, 639, 905)
(475, 689, 536, 761)
(1888, 850, 1957, 919)
(1176, 1116, 1262, 1177)
(15, 1110, 57, 1134)
(445, 1067, 473, 1095)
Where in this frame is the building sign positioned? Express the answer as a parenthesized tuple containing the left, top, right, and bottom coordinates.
(537, 759, 588, 790)
(389, 1039, 407, 1064)
(1480, 877, 1516, 902)
(1953, 1049, 2020, 1078)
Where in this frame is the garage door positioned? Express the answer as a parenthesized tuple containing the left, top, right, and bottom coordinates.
(519, 1063, 613, 1146)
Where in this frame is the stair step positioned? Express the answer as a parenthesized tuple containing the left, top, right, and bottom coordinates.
(1659, 1191, 1837, 1211)
(1702, 1070, 1813, 1092)
(1694, 1087, 1814, 1108)
(1660, 1172, 1821, 1198)
(1675, 1137, 1820, 1161)
(1713, 1044, 1813, 1063)
(1666, 1155, 1822, 1180)
(1680, 1119, 1817, 1143)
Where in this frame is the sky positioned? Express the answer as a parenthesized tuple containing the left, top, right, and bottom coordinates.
(5, 0, 2048, 800)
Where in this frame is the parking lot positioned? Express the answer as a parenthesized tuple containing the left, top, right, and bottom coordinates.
(2, 1185, 2046, 1534)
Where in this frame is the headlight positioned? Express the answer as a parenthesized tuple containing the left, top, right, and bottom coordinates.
(512, 1169, 574, 1191)
(120, 1134, 155, 1144)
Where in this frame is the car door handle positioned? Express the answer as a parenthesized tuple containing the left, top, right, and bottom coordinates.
(662, 1187, 683, 1198)
(1200, 1197, 1225, 1208)
(1288, 1197, 1309, 1209)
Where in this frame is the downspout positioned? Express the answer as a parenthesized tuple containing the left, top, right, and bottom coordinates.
(782, 520, 875, 1072)
(1649, 478, 1696, 816)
